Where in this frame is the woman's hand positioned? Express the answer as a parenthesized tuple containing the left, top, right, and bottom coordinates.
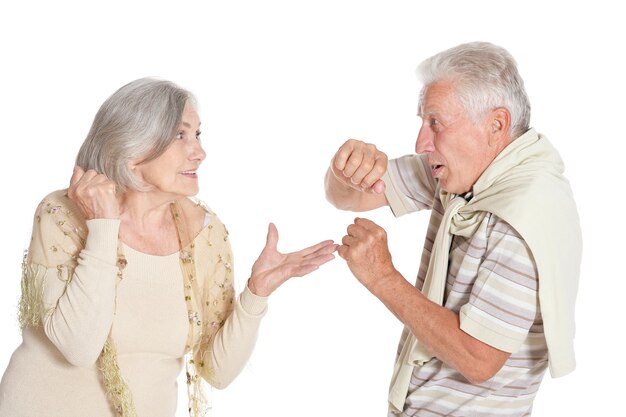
(68, 166, 120, 220)
(247, 223, 338, 297)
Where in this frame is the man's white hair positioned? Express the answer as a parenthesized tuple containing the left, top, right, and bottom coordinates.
(417, 42, 531, 138)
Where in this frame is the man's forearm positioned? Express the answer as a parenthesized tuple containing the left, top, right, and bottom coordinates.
(369, 271, 510, 384)
(325, 167, 387, 212)
(324, 167, 360, 210)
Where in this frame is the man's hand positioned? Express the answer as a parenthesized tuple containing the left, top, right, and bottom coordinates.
(338, 217, 397, 291)
(330, 139, 388, 194)
(68, 166, 120, 220)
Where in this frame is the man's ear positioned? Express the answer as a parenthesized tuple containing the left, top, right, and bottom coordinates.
(488, 107, 512, 146)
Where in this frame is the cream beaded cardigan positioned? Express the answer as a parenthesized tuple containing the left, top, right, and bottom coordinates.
(18, 190, 238, 417)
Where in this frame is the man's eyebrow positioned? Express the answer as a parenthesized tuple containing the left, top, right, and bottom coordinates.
(419, 110, 437, 118)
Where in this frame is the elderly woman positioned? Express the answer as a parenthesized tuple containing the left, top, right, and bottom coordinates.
(0, 78, 337, 417)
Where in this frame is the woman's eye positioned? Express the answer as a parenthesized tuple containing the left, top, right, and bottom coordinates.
(195, 131, 202, 140)
(176, 131, 185, 140)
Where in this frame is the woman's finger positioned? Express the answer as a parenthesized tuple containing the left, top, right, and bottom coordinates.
(301, 242, 338, 260)
(296, 240, 336, 257)
(263, 223, 279, 252)
(303, 252, 336, 268)
(69, 166, 85, 188)
(290, 264, 320, 278)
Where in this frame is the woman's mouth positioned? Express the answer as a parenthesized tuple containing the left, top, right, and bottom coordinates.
(180, 170, 198, 178)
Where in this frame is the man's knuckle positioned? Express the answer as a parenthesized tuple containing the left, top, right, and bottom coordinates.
(345, 158, 360, 169)
(373, 164, 386, 175)
(360, 160, 374, 172)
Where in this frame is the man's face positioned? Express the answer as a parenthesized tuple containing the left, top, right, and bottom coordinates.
(415, 79, 495, 194)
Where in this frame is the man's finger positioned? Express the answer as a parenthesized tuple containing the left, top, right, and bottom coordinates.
(333, 140, 357, 171)
(337, 245, 348, 260)
(370, 179, 386, 194)
(346, 222, 367, 239)
(360, 157, 387, 189)
(341, 235, 357, 247)
(350, 159, 375, 186)
(342, 149, 364, 178)
(354, 217, 380, 231)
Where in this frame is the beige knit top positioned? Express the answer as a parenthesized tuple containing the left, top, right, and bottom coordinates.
(0, 190, 268, 417)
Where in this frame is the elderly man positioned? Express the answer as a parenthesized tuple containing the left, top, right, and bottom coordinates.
(325, 42, 582, 416)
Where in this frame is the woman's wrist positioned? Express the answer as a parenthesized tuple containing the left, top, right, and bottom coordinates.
(247, 276, 272, 297)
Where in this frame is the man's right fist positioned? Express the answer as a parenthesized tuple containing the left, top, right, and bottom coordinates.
(330, 139, 388, 194)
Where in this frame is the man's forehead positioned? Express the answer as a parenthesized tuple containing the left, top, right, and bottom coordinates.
(418, 82, 462, 117)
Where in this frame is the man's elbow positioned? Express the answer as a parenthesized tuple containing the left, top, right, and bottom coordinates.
(462, 368, 497, 385)
(459, 358, 506, 385)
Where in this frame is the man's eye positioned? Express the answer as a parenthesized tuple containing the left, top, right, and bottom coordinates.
(430, 119, 442, 131)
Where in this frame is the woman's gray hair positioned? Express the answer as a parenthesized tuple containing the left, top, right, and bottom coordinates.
(76, 77, 197, 192)
(417, 42, 531, 138)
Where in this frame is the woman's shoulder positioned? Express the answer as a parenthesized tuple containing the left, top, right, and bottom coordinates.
(34, 189, 85, 226)
(178, 196, 228, 244)
(35, 188, 86, 230)
(28, 189, 87, 265)
(36, 189, 80, 214)
(181, 196, 228, 226)
(186, 196, 214, 216)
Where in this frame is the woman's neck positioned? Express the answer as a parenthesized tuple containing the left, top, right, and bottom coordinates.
(118, 190, 183, 255)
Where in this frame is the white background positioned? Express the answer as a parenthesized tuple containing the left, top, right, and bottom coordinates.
(0, 1, 623, 416)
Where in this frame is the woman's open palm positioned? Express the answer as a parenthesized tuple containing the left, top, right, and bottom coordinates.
(247, 224, 337, 296)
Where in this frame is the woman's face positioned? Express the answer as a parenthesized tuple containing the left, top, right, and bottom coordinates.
(133, 103, 206, 197)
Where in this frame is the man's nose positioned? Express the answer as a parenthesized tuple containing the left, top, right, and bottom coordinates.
(415, 124, 434, 154)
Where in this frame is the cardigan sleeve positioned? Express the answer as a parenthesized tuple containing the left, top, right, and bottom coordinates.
(206, 286, 268, 389)
(22, 190, 120, 367)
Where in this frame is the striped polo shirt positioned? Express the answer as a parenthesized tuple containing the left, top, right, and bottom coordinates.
(384, 154, 548, 417)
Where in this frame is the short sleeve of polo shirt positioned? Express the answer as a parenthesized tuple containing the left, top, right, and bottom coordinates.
(383, 154, 437, 217)
(458, 216, 540, 353)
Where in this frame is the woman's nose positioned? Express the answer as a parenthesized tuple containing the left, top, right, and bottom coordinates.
(189, 139, 206, 162)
